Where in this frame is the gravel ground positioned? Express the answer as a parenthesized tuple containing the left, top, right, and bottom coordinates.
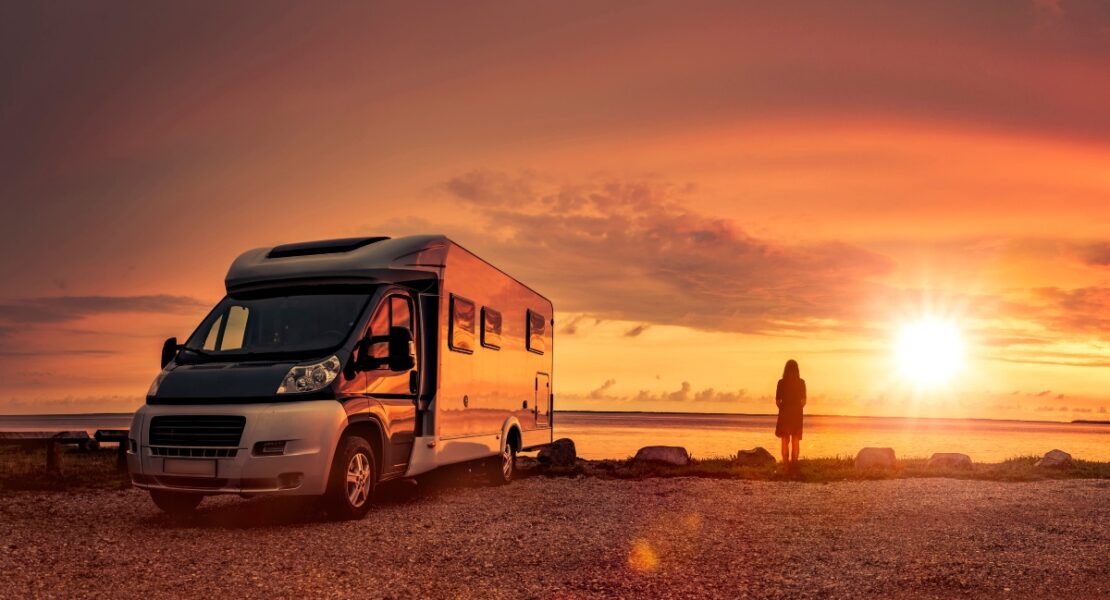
(1, 477, 1107, 599)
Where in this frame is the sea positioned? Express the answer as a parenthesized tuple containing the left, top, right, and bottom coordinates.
(1, 411, 1107, 462)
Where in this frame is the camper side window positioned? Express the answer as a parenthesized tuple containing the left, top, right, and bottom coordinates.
(481, 307, 501, 350)
(449, 295, 475, 354)
(526, 309, 546, 355)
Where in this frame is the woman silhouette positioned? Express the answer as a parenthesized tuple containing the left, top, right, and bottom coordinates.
(775, 359, 806, 468)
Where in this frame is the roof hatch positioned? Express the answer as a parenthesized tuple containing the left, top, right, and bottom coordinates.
(266, 237, 390, 259)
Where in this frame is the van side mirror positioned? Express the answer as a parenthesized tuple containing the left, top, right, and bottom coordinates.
(161, 337, 179, 368)
(354, 327, 414, 372)
(387, 327, 415, 372)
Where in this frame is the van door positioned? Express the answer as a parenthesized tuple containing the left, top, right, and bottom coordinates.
(362, 292, 418, 477)
(534, 373, 550, 427)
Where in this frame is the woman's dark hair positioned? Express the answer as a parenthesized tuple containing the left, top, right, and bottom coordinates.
(782, 359, 800, 380)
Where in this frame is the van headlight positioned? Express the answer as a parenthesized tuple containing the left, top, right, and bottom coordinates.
(277, 356, 341, 394)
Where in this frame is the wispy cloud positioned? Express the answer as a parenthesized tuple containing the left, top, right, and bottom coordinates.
(443, 172, 893, 335)
(0, 295, 206, 324)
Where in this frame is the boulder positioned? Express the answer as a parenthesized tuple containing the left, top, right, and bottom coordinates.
(632, 446, 690, 466)
(854, 447, 897, 470)
(1034, 449, 1074, 469)
(735, 447, 776, 467)
(537, 438, 577, 467)
(927, 452, 973, 469)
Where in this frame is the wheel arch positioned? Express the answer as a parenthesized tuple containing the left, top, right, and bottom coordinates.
(341, 416, 386, 479)
(501, 417, 523, 453)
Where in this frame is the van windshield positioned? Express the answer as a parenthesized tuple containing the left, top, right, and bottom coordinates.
(182, 288, 374, 360)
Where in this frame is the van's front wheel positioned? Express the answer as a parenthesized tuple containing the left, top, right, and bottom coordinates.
(488, 441, 516, 485)
(149, 490, 203, 515)
(324, 435, 376, 520)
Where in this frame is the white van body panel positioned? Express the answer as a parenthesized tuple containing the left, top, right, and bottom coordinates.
(130, 401, 345, 496)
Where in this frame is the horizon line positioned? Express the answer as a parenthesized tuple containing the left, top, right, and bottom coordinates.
(0, 410, 1104, 426)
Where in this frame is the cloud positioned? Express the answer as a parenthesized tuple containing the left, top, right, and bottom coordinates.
(0, 349, 116, 357)
(624, 324, 650, 337)
(1080, 242, 1110, 266)
(588, 379, 617, 399)
(630, 382, 752, 405)
(0, 295, 207, 324)
(1031, 286, 1110, 336)
(443, 172, 893, 334)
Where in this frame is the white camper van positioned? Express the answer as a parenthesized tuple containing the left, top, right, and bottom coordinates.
(128, 235, 554, 519)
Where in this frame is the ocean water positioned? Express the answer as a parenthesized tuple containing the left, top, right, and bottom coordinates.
(553, 412, 1110, 462)
(1, 411, 1107, 462)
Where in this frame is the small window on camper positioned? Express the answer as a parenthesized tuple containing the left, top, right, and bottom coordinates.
(449, 295, 475, 354)
(481, 307, 502, 350)
(526, 309, 546, 355)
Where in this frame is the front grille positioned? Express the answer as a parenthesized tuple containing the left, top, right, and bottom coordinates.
(149, 415, 246, 447)
(151, 446, 238, 458)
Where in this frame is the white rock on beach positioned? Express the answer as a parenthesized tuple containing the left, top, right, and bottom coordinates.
(1034, 449, 1074, 469)
(854, 447, 897, 470)
(735, 447, 776, 467)
(632, 446, 690, 466)
(927, 452, 973, 469)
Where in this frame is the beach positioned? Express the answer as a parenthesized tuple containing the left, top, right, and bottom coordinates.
(2, 477, 1107, 599)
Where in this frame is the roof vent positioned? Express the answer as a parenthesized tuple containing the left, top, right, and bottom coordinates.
(266, 237, 389, 259)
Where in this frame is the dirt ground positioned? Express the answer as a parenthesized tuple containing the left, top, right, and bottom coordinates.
(1, 477, 1107, 599)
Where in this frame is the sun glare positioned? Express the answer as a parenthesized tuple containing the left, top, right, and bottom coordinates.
(895, 319, 965, 387)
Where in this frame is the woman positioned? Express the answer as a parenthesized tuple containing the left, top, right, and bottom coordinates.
(775, 359, 806, 468)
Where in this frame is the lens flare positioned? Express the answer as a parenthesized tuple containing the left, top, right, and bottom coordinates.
(628, 539, 659, 572)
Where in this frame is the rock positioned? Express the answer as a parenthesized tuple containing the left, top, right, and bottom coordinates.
(537, 438, 577, 467)
(927, 452, 972, 469)
(735, 447, 776, 467)
(854, 447, 896, 470)
(1034, 449, 1074, 469)
(632, 446, 690, 466)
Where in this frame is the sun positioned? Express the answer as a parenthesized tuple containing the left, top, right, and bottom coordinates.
(895, 318, 965, 387)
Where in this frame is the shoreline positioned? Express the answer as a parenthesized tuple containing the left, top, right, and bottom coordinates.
(2, 447, 1108, 496)
(3, 409, 1108, 426)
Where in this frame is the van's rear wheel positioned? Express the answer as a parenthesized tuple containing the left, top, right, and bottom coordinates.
(489, 441, 516, 485)
(325, 435, 376, 520)
(149, 490, 203, 515)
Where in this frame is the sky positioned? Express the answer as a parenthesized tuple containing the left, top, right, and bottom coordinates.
(1, 1, 1108, 420)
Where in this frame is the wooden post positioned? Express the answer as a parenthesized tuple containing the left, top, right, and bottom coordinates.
(46, 440, 62, 475)
(116, 441, 128, 471)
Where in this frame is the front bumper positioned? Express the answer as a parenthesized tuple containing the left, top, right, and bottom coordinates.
(128, 401, 346, 496)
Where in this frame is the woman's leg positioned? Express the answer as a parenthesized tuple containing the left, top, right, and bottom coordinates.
(780, 437, 789, 463)
(791, 437, 800, 463)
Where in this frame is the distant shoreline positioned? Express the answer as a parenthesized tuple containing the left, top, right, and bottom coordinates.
(0, 410, 1104, 427)
(560, 409, 1105, 426)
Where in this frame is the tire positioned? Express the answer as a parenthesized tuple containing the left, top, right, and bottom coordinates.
(149, 490, 203, 515)
(324, 435, 377, 521)
(488, 440, 516, 485)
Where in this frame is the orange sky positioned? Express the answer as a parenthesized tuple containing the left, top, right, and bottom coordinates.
(1, 1, 1108, 420)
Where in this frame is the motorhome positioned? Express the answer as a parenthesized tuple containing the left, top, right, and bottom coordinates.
(128, 235, 554, 519)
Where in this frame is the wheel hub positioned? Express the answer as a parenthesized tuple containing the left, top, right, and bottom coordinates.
(346, 452, 371, 507)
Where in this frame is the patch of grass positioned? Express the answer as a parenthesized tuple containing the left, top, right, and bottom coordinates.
(0, 445, 129, 494)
